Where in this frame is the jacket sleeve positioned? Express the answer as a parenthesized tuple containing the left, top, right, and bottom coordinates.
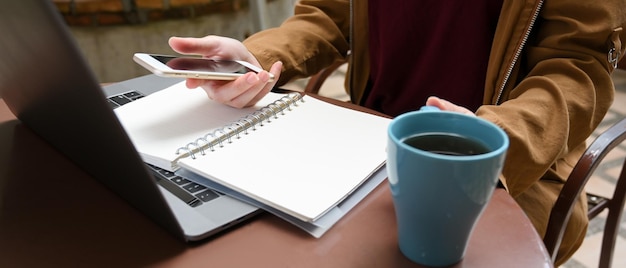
(478, 0, 626, 196)
(243, 0, 351, 86)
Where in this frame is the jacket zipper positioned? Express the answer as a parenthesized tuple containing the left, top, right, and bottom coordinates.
(495, 0, 544, 104)
(348, 0, 354, 92)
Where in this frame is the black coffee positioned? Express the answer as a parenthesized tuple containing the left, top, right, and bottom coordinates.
(402, 133, 491, 156)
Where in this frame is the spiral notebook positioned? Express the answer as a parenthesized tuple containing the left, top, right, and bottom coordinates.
(114, 82, 390, 230)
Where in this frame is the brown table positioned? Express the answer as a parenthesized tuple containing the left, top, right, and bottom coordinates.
(0, 98, 553, 268)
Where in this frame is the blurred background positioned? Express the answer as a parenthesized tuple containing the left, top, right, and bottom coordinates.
(53, 0, 298, 83)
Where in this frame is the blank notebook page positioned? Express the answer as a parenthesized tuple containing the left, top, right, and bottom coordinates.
(177, 94, 390, 222)
(114, 82, 280, 171)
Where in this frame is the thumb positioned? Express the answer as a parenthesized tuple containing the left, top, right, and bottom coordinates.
(268, 61, 283, 83)
(168, 36, 220, 56)
(425, 96, 475, 116)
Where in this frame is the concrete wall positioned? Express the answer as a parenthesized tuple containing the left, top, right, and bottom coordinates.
(67, 0, 297, 83)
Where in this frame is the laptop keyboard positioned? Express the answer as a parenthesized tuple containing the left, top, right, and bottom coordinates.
(107, 91, 145, 108)
(108, 90, 222, 207)
(147, 164, 220, 207)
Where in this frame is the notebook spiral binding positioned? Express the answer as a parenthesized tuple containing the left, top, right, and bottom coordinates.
(174, 92, 304, 160)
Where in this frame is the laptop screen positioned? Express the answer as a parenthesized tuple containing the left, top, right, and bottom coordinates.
(0, 0, 185, 240)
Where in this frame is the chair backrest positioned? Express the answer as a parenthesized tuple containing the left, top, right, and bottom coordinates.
(596, 157, 626, 267)
(543, 116, 626, 266)
(304, 61, 346, 94)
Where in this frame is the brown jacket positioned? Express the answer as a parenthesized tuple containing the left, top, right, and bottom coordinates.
(244, 0, 626, 264)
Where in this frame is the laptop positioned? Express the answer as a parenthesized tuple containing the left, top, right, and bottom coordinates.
(0, 0, 260, 241)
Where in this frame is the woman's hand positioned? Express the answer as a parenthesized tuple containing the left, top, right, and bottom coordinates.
(425, 96, 476, 116)
(168, 35, 282, 108)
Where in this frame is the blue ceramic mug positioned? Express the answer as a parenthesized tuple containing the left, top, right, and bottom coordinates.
(387, 107, 509, 267)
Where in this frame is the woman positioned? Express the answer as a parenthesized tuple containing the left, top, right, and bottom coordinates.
(168, 0, 626, 265)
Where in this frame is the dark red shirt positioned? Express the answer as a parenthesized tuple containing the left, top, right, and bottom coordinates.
(365, 0, 503, 116)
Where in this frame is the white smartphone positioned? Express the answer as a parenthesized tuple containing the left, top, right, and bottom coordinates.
(133, 53, 274, 81)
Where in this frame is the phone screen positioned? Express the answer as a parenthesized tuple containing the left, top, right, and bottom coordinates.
(152, 55, 254, 74)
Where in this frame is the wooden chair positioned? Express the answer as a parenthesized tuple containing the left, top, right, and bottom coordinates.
(543, 117, 626, 267)
(304, 61, 346, 94)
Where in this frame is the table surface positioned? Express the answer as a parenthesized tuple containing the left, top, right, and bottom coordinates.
(0, 98, 553, 268)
